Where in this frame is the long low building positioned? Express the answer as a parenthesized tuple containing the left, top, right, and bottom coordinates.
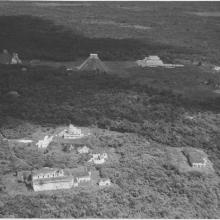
(31, 167, 92, 192)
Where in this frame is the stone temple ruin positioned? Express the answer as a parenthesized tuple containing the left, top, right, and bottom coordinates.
(136, 55, 184, 68)
(77, 53, 108, 73)
(88, 153, 108, 164)
(0, 50, 22, 65)
(58, 124, 85, 140)
(36, 135, 53, 149)
(182, 148, 208, 168)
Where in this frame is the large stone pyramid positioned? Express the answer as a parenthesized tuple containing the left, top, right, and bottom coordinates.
(77, 53, 108, 72)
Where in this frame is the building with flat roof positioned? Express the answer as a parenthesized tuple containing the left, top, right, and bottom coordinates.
(32, 167, 92, 192)
(98, 178, 111, 187)
(31, 168, 72, 191)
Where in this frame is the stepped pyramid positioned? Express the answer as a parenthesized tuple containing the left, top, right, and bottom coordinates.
(77, 53, 108, 72)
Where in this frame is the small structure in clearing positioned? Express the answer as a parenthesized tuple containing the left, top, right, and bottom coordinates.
(136, 55, 184, 68)
(6, 91, 20, 98)
(182, 148, 208, 168)
(98, 178, 111, 187)
(77, 53, 108, 73)
(58, 124, 85, 140)
(213, 66, 220, 72)
(11, 53, 22, 64)
(62, 143, 75, 152)
(77, 145, 90, 154)
(166, 147, 214, 175)
(88, 153, 108, 164)
(75, 170, 91, 183)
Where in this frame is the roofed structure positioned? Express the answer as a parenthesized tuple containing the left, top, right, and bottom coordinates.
(32, 167, 64, 180)
(58, 124, 84, 139)
(6, 91, 20, 98)
(98, 178, 111, 186)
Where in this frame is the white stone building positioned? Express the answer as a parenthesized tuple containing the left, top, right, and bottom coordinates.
(32, 167, 92, 192)
(182, 149, 208, 168)
(77, 146, 90, 154)
(191, 158, 208, 168)
(36, 135, 53, 149)
(58, 124, 84, 139)
(76, 171, 91, 183)
(11, 53, 22, 64)
(98, 178, 111, 186)
(32, 168, 73, 192)
(88, 153, 108, 164)
(136, 56, 164, 67)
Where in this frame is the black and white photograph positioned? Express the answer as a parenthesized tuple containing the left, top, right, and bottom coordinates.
(0, 0, 220, 218)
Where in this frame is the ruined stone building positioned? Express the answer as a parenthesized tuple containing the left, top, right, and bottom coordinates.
(98, 178, 111, 186)
(32, 167, 92, 192)
(136, 55, 183, 68)
(88, 153, 108, 164)
(0, 50, 22, 65)
(182, 149, 208, 168)
(58, 124, 84, 139)
(36, 135, 53, 149)
(77, 53, 108, 73)
(77, 146, 90, 154)
(32, 168, 73, 192)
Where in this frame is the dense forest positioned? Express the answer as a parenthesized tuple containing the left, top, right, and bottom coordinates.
(0, 6, 220, 217)
(0, 65, 220, 218)
(0, 15, 196, 61)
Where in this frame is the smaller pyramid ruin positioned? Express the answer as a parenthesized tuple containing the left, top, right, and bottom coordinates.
(11, 53, 22, 64)
(136, 55, 183, 68)
(0, 50, 11, 64)
(77, 53, 108, 72)
(0, 50, 22, 65)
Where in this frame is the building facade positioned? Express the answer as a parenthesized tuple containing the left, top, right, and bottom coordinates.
(32, 167, 92, 192)
(98, 178, 111, 186)
(58, 124, 84, 139)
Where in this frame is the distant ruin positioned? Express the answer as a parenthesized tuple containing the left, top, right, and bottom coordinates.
(136, 55, 184, 68)
(77, 53, 108, 73)
(182, 148, 208, 168)
(0, 50, 22, 65)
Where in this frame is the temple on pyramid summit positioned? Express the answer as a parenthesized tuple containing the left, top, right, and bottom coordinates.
(77, 53, 108, 73)
(58, 124, 85, 139)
